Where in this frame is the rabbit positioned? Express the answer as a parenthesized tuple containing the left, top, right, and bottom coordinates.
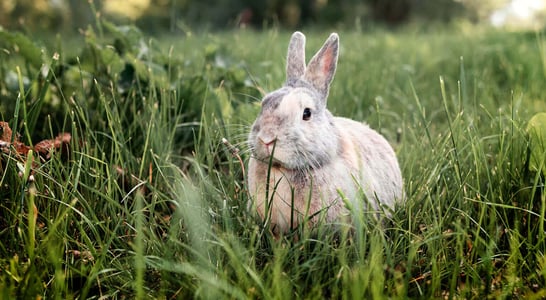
(247, 31, 403, 235)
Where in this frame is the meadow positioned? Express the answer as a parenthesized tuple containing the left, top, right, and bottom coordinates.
(1, 21, 546, 299)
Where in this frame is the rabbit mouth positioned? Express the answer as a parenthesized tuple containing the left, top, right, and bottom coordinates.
(253, 149, 292, 169)
(256, 153, 284, 168)
(253, 140, 300, 169)
(269, 159, 284, 168)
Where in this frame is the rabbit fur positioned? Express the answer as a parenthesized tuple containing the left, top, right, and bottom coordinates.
(247, 32, 403, 234)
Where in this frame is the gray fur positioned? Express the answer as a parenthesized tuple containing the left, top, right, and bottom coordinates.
(261, 88, 290, 111)
(286, 31, 306, 84)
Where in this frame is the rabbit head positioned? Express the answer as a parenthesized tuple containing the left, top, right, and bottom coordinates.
(248, 32, 341, 171)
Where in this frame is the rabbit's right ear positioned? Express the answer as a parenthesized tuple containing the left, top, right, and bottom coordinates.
(303, 33, 338, 99)
(286, 31, 306, 83)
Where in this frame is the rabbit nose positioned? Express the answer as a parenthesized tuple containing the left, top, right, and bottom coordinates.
(258, 137, 277, 154)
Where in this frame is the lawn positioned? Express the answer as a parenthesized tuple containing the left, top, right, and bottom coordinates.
(1, 22, 546, 298)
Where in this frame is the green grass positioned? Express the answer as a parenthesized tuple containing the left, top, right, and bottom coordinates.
(1, 23, 546, 299)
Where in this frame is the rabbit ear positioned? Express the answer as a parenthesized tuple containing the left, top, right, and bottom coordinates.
(286, 31, 306, 83)
(303, 33, 339, 98)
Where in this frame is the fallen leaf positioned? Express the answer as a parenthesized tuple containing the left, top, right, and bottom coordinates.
(34, 132, 71, 160)
(0, 121, 13, 141)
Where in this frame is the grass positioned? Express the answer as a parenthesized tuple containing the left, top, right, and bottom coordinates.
(1, 23, 546, 299)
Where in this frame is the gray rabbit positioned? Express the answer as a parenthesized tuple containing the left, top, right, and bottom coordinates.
(248, 32, 403, 234)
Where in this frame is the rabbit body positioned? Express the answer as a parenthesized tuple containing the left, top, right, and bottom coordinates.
(247, 32, 403, 234)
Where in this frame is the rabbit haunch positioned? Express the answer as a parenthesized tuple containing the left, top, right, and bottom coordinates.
(247, 32, 403, 234)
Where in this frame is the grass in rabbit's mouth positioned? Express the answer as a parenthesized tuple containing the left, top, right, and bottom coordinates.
(1, 24, 546, 298)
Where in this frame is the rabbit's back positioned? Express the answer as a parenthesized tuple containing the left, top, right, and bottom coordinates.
(334, 117, 403, 211)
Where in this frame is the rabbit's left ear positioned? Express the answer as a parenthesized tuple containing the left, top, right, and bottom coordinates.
(286, 31, 306, 83)
(304, 33, 339, 99)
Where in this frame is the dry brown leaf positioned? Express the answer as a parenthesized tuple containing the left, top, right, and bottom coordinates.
(0, 121, 13, 141)
(35, 132, 71, 160)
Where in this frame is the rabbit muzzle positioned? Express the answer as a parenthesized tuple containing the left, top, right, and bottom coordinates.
(258, 136, 276, 155)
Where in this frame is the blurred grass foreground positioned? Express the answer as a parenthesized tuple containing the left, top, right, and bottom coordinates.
(2, 0, 546, 299)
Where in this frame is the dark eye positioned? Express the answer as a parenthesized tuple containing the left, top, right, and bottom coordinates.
(302, 108, 311, 121)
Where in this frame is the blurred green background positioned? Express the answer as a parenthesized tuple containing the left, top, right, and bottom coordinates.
(1, 0, 545, 32)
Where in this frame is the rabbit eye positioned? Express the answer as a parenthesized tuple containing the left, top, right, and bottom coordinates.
(302, 108, 312, 121)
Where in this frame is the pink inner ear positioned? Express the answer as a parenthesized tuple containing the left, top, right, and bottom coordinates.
(321, 48, 333, 75)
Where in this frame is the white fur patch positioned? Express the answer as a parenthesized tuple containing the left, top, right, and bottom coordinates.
(279, 89, 317, 119)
